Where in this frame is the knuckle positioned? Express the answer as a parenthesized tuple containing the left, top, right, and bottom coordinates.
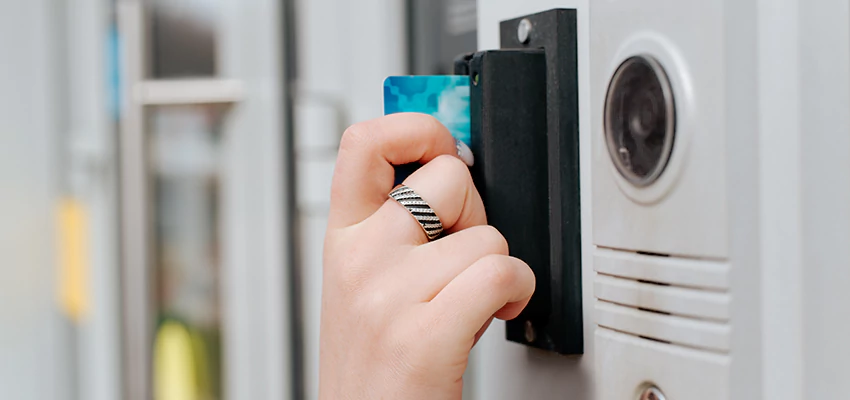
(417, 113, 447, 134)
(331, 258, 369, 293)
(427, 155, 473, 191)
(353, 287, 393, 314)
(480, 255, 517, 290)
(339, 121, 374, 152)
(349, 287, 400, 335)
(430, 153, 467, 172)
(327, 244, 373, 293)
(477, 225, 509, 255)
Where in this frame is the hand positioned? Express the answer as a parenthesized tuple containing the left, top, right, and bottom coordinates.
(319, 113, 535, 400)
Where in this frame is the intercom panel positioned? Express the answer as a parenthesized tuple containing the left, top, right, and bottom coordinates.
(590, 0, 728, 259)
(591, 1, 732, 399)
(596, 328, 730, 400)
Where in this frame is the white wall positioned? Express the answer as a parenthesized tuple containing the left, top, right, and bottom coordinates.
(797, 1, 850, 397)
(0, 1, 71, 399)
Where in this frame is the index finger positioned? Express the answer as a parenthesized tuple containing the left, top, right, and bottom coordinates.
(329, 113, 460, 229)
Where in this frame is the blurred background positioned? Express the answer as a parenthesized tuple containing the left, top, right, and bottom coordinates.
(0, 0, 477, 399)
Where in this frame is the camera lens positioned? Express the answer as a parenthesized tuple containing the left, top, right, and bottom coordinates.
(604, 55, 676, 187)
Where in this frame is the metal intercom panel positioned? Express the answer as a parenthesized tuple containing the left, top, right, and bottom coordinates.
(590, 1, 734, 398)
(473, 1, 850, 400)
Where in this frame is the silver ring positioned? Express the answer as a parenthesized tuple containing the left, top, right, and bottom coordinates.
(388, 185, 443, 241)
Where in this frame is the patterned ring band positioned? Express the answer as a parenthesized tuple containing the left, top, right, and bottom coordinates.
(388, 185, 444, 241)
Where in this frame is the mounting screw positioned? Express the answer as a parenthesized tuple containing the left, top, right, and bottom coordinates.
(639, 387, 666, 400)
(517, 18, 532, 44)
(524, 320, 536, 342)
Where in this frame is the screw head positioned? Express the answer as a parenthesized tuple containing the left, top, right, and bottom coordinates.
(639, 387, 666, 400)
(524, 320, 536, 342)
(517, 19, 532, 44)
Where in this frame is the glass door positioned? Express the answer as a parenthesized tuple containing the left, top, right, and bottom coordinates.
(117, 1, 293, 399)
(149, 104, 225, 400)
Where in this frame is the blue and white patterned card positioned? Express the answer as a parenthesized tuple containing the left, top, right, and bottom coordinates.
(383, 75, 472, 146)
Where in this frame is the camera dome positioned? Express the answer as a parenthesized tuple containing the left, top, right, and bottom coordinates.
(604, 55, 676, 187)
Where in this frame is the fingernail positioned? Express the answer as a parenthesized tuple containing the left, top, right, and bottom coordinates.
(456, 139, 474, 167)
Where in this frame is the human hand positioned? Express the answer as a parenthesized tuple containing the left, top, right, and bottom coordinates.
(319, 113, 535, 400)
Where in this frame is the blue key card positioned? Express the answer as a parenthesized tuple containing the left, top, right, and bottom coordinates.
(383, 75, 471, 183)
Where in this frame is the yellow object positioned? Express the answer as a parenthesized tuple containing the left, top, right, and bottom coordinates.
(56, 197, 90, 322)
(189, 330, 214, 400)
(154, 321, 199, 400)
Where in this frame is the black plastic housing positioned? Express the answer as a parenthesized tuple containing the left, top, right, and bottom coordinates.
(456, 8, 582, 355)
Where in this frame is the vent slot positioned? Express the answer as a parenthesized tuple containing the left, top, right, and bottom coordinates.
(639, 335, 672, 345)
(594, 247, 731, 352)
(595, 274, 730, 321)
(637, 250, 670, 257)
(637, 279, 670, 286)
(595, 247, 730, 291)
(638, 307, 671, 316)
(595, 301, 730, 352)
